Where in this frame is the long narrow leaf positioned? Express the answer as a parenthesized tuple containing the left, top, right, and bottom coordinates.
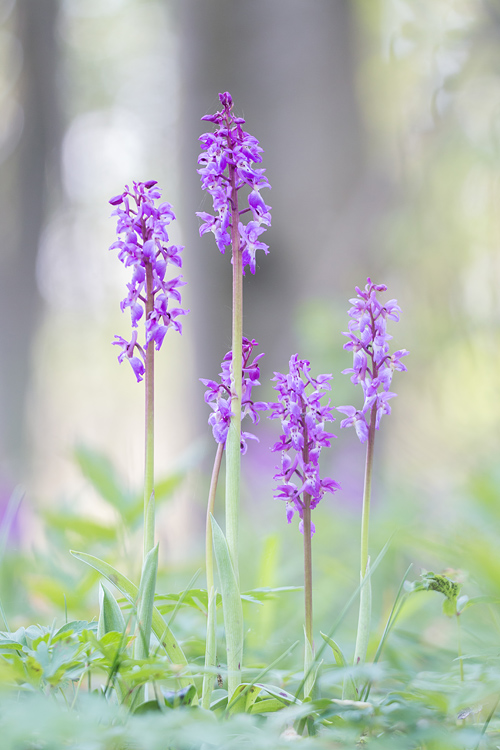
(304, 626, 315, 698)
(97, 584, 126, 639)
(361, 563, 413, 701)
(134, 545, 158, 660)
(353, 559, 372, 667)
(210, 516, 243, 699)
(70, 550, 194, 694)
(320, 632, 357, 700)
(225, 641, 300, 713)
(201, 587, 217, 710)
(294, 537, 391, 701)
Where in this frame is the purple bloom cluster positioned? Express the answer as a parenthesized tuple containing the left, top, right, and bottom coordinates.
(109, 181, 187, 381)
(200, 338, 268, 453)
(196, 92, 271, 275)
(337, 278, 409, 442)
(268, 355, 340, 536)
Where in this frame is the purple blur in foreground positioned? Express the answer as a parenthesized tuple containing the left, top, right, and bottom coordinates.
(200, 338, 268, 453)
(337, 278, 409, 441)
(268, 355, 340, 536)
(109, 181, 187, 381)
(197, 92, 271, 274)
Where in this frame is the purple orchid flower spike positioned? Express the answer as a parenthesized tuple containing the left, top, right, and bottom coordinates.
(268, 355, 340, 536)
(337, 278, 409, 440)
(200, 337, 268, 453)
(337, 278, 408, 669)
(109, 181, 188, 380)
(197, 92, 271, 274)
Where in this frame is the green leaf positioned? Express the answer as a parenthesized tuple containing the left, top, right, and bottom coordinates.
(70, 550, 194, 696)
(134, 545, 158, 660)
(133, 700, 163, 714)
(54, 620, 96, 639)
(227, 682, 261, 714)
(97, 585, 126, 640)
(117, 657, 176, 685)
(304, 627, 315, 699)
(31, 638, 83, 685)
(123, 473, 184, 526)
(354, 558, 372, 667)
(256, 683, 300, 705)
(210, 516, 243, 701)
(202, 587, 217, 710)
(459, 595, 500, 612)
(241, 586, 302, 602)
(163, 684, 197, 708)
(442, 597, 457, 617)
(209, 691, 228, 712)
(240, 586, 303, 606)
(74, 445, 131, 512)
(249, 698, 289, 714)
(42, 512, 117, 543)
(320, 632, 347, 667)
(320, 631, 358, 701)
(155, 589, 221, 616)
(410, 571, 462, 602)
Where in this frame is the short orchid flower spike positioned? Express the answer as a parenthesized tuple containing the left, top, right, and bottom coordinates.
(337, 278, 408, 440)
(268, 355, 340, 536)
(200, 337, 268, 454)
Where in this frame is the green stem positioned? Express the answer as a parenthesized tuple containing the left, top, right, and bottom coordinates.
(301, 413, 314, 698)
(225, 163, 242, 582)
(223, 155, 243, 696)
(303, 494, 315, 698)
(303, 496, 313, 649)
(354, 407, 376, 666)
(143, 261, 155, 560)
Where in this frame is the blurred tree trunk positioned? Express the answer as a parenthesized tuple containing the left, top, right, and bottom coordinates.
(0, 0, 60, 486)
(179, 0, 375, 415)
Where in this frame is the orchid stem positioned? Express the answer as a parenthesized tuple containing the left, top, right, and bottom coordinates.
(143, 262, 155, 561)
(303, 497, 313, 649)
(303, 494, 315, 698)
(354, 407, 376, 667)
(225, 163, 243, 583)
(223, 159, 243, 696)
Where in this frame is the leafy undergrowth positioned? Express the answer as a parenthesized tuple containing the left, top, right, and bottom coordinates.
(3, 454, 500, 748)
(0, 616, 499, 749)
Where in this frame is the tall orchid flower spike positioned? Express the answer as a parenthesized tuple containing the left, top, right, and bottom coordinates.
(109, 181, 188, 561)
(269, 354, 340, 697)
(109, 181, 187, 381)
(197, 92, 271, 275)
(338, 278, 408, 670)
